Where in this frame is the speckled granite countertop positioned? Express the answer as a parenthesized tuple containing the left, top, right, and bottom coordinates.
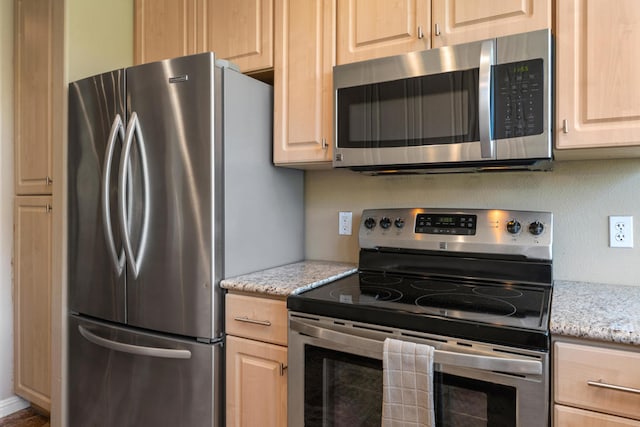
(224, 265, 640, 346)
(221, 260, 357, 297)
(551, 280, 640, 346)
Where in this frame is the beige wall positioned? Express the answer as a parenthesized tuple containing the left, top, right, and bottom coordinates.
(67, 0, 133, 82)
(305, 158, 640, 286)
(0, 0, 15, 405)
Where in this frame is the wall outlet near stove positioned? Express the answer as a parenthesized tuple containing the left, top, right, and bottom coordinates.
(609, 215, 633, 248)
(339, 211, 353, 235)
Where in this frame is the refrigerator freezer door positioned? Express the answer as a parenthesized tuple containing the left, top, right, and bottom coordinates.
(68, 70, 126, 323)
(123, 53, 216, 339)
(68, 315, 220, 427)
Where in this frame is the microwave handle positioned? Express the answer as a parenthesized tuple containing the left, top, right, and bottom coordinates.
(479, 39, 495, 159)
(290, 319, 542, 376)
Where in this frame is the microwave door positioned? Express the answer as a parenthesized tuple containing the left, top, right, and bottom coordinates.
(334, 43, 495, 169)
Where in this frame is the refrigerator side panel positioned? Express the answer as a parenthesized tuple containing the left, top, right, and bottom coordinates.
(124, 53, 214, 339)
(222, 68, 304, 278)
(68, 70, 126, 323)
(68, 315, 220, 427)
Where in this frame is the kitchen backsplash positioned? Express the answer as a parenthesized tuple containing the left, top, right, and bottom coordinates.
(305, 158, 640, 286)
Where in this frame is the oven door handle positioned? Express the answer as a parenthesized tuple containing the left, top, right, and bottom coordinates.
(290, 319, 542, 376)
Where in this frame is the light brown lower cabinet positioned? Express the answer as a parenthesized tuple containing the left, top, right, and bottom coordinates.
(13, 196, 52, 411)
(226, 335, 288, 427)
(555, 405, 640, 427)
(554, 340, 640, 426)
(225, 293, 288, 426)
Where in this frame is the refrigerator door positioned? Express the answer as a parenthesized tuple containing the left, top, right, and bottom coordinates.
(122, 53, 217, 339)
(68, 315, 220, 427)
(68, 70, 126, 323)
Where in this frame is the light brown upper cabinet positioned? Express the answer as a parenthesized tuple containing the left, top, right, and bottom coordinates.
(274, 0, 551, 167)
(135, 0, 273, 74)
(134, 0, 199, 64)
(273, 0, 335, 166)
(14, 196, 53, 411)
(336, 0, 430, 65)
(14, 0, 54, 195)
(431, 0, 550, 48)
(555, 0, 640, 156)
(205, 0, 274, 73)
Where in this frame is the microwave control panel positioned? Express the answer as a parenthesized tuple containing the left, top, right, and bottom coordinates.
(493, 59, 544, 140)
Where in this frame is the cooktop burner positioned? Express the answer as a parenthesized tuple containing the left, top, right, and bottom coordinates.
(287, 208, 553, 351)
(288, 271, 552, 350)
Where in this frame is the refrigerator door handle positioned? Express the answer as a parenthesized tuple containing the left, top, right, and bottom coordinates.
(78, 325, 192, 359)
(102, 114, 126, 276)
(118, 111, 150, 279)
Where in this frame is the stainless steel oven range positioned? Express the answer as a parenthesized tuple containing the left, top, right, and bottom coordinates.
(288, 208, 553, 427)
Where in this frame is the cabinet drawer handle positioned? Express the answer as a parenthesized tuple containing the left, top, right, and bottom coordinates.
(587, 380, 640, 395)
(562, 119, 569, 134)
(233, 316, 272, 327)
(434, 23, 441, 37)
(280, 363, 288, 376)
(417, 26, 424, 39)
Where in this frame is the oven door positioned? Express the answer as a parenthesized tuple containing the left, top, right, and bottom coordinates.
(288, 315, 549, 427)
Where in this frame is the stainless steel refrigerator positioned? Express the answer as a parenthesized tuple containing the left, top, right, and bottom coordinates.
(67, 52, 303, 427)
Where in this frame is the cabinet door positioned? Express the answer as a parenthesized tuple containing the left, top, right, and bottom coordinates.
(205, 0, 273, 73)
(555, 0, 640, 151)
(226, 335, 287, 427)
(14, 196, 52, 411)
(431, 0, 551, 48)
(14, 0, 54, 195)
(554, 341, 640, 420)
(555, 405, 640, 427)
(273, 0, 334, 166)
(336, 0, 430, 64)
(134, 0, 198, 64)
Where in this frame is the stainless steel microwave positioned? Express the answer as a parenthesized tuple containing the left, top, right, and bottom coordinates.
(333, 29, 552, 173)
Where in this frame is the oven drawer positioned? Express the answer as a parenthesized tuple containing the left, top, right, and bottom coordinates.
(554, 342, 640, 421)
(226, 293, 287, 346)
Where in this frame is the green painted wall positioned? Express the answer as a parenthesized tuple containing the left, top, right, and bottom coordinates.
(67, 0, 133, 82)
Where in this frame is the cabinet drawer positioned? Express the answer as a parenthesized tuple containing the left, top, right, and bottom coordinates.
(226, 294, 287, 346)
(554, 342, 640, 420)
(555, 405, 640, 427)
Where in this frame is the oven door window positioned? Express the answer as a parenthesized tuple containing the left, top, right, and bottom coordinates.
(305, 345, 383, 426)
(304, 345, 517, 427)
(436, 373, 516, 427)
(336, 69, 479, 149)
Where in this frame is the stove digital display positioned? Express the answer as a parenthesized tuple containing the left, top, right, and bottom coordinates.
(415, 213, 477, 235)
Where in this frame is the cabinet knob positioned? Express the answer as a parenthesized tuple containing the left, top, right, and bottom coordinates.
(434, 23, 441, 36)
(418, 26, 424, 39)
(562, 119, 569, 134)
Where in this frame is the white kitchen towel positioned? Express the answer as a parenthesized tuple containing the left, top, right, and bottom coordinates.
(382, 338, 435, 427)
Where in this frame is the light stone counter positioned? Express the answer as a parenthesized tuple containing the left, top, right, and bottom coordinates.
(551, 280, 640, 346)
(224, 269, 640, 346)
(220, 260, 357, 297)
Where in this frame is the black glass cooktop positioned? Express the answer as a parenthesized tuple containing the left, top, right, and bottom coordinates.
(287, 271, 552, 351)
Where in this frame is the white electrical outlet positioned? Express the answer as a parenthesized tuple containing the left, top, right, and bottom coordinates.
(609, 216, 633, 248)
(339, 211, 352, 235)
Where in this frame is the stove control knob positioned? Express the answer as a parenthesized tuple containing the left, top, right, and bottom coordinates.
(506, 219, 521, 234)
(394, 218, 405, 229)
(380, 217, 392, 229)
(528, 221, 545, 236)
(364, 217, 377, 229)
